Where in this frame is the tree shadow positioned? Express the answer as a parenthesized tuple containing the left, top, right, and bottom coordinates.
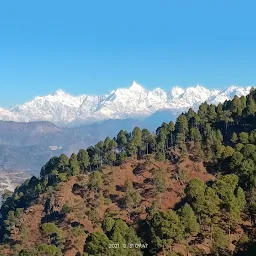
(173, 196, 187, 211)
(71, 221, 84, 228)
(41, 211, 65, 224)
(234, 243, 256, 256)
(72, 183, 85, 197)
(133, 181, 144, 190)
(109, 194, 123, 208)
(141, 188, 154, 198)
(133, 164, 144, 176)
(115, 185, 123, 192)
(204, 162, 219, 175)
(143, 178, 152, 185)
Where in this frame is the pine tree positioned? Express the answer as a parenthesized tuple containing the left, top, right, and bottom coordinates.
(132, 127, 142, 148)
(142, 128, 151, 155)
(198, 102, 208, 125)
(88, 171, 103, 193)
(168, 121, 175, 146)
(229, 151, 244, 169)
(178, 203, 200, 238)
(58, 154, 69, 170)
(77, 149, 90, 172)
(85, 232, 111, 256)
(207, 104, 217, 123)
(239, 132, 249, 144)
(231, 95, 242, 118)
(231, 132, 238, 144)
(245, 95, 256, 116)
(102, 217, 115, 233)
(175, 114, 189, 142)
(190, 127, 202, 142)
(149, 210, 184, 253)
(69, 153, 80, 175)
(116, 130, 128, 152)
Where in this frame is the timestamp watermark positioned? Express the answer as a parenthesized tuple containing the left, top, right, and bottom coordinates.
(108, 243, 148, 249)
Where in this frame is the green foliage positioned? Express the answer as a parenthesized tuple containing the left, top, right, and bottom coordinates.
(213, 174, 246, 221)
(222, 146, 234, 159)
(230, 151, 244, 169)
(85, 232, 111, 256)
(77, 149, 90, 172)
(175, 114, 189, 141)
(178, 203, 200, 237)
(190, 127, 202, 142)
(88, 171, 103, 192)
(72, 226, 84, 237)
(1, 190, 13, 204)
(85, 219, 142, 256)
(231, 132, 238, 144)
(117, 151, 127, 164)
(102, 217, 115, 232)
(185, 179, 206, 200)
(18, 249, 40, 256)
(123, 180, 142, 214)
(41, 223, 60, 236)
(149, 210, 184, 250)
(2, 87, 256, 256)
(58, 154, 69, 169)
(167, 252, 183, 256)
(212, 227, 229, 253)
(116, 130, 128, 152)
(40, 156, 60, 180)
(61, 204, 72, 214)
(123, 180, 133, 193)
(58, 172, 68, 182)
(235, 143, 244, 152)
(156, 151, 165, 161)
(37, 244, 62, 256)
(239, 132, 249, 144)
(69, 153, 80, 175)
(151, 168, 167, 194)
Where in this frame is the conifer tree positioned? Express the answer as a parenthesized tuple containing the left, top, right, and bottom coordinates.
(77, 149, 90, 172)
(69, 153, 80, 175)
(175, 114, 189, 142)
(178, 203, 200, 238)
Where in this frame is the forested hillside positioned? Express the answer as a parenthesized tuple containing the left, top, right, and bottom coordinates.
(1, 88, 256, 256)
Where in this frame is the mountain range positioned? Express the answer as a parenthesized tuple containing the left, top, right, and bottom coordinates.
(0, 82, 254, 196)
(0, 82, 253, 126)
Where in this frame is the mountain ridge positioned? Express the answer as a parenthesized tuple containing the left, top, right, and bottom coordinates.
(0, 81, 253, 126)
(1, 88, 256, 255)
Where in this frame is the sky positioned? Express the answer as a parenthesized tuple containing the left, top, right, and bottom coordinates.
(0, 0, 256, 107)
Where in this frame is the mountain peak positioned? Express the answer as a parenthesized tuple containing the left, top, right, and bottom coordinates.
(52, 89, 68, 96)
(170, 86, 185, 98)
(0, 83, 252, 126)
(128, 81, 144, 91)
(195, 84, 207, 90)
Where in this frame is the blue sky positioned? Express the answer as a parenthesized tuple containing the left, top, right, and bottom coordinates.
(0, 0, 255, 107)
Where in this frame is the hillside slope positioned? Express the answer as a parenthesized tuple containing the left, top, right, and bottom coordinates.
(0, 88, 256, 256)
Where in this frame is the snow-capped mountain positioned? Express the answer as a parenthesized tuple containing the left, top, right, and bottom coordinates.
(0, 81, 253, 126)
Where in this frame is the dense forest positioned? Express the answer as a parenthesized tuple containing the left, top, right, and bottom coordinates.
(1, 88, 256, 255)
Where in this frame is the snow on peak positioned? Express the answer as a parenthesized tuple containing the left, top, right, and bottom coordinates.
(152, 87, 166, 97)
(52, 89, 69, 96)
(0, 81, 253, 126)
(170, 86, 185, 98)
(128, 81, 145, 92)
(208, 85, 252, 105)
(195, 84, 208, 90)
(185, 85, 210, 95)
